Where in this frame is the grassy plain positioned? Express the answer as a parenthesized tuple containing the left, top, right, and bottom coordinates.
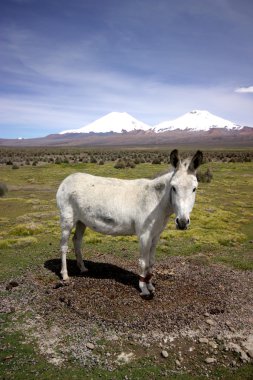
(0, 154, 253, 379)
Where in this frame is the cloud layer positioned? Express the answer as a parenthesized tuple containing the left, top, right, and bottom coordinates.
(235, 86, 253, 94)
(0, 0, 253, 138)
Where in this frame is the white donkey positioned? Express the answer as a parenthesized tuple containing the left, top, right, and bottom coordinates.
(56, 149, 203, 296)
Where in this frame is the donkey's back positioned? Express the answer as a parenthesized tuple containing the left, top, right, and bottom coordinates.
(56, 172, 152, 236)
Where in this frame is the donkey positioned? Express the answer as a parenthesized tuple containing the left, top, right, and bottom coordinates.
(56, 149, 203, 296)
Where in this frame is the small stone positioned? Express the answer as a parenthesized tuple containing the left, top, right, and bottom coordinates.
(87, 342, 95, 350)
(247, 349, 253, 359)
(161, 350, 169, 358)
(204, 312, 210, 317)
(209, 341, 218, 349)
(206, 319, 216, 326)
(205, 357, 216, 364)
(175, 359, 181, 366)
(199, 338, 209, 344)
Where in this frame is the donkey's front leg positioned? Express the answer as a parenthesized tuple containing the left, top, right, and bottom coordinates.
(146, 235, 160, 293)
(138, 233, 153, 296)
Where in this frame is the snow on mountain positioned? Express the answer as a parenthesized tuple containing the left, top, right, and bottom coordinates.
(60, 112, 151, 134)
(154, 110, 242, 132)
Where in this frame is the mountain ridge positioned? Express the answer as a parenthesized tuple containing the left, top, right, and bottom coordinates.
(60, 110, 247, 135)
(1, 110, 252, 148)
(60, 112, 151, 134)
(154, 110, 242, 132)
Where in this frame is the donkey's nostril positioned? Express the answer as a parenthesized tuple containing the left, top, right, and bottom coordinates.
(176, 218, 179, 225)
(187, 219, 190, 224)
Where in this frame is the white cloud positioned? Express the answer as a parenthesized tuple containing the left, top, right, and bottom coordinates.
(235, 86, 253, 93)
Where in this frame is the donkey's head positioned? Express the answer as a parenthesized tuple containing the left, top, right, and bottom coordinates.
(170, 149, 203, 230)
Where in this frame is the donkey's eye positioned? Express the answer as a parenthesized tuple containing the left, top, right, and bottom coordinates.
(172, 186, 176, 193)
(193, 187, 197, 193)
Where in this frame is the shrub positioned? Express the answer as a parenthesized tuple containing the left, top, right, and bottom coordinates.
(0, 183, 8, 197)
(126, 160, 136, 168)
(90, 156, 97, 164)
(152, 158, 161, 164)
(55, 157, 62, 164)
(114, 160, 126, 169)
(12, 164, 19, 169)
(98, 160, 104, 165)
(197, 168, 213, 183)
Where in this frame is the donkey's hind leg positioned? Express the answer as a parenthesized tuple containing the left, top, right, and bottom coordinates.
(72, 221, 88, 274)
(60, 222, 72, 281)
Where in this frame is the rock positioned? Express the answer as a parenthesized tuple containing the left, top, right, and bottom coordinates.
(161, 350, 169, 358)
(206, 319, 216, 326)
(116, 352, 134, 364)
(205, 357, 216, 364)
(87, 342, 95, 350)
(175, 359, 181, 366)
(247, 349, 253, 359)
(242, 334, 253, 359)
(199, 337, 209, 344)
(209, 341, 218, 349)
(226, 342, 250, 363)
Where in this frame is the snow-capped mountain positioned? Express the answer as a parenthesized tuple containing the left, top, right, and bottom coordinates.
(60, 112, 151, 134)
(154, 110, 242, 132)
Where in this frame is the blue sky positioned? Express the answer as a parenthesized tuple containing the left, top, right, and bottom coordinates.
(1, 0, 253, 138)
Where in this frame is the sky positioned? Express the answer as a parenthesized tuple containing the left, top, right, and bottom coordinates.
(0, 0, 253, 138)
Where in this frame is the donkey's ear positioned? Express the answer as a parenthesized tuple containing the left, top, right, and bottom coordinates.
(170, 149, 180, 169)
(188, 150, 203, 172)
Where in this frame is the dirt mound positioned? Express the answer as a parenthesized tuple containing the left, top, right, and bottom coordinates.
(44, 257, 246, 334)
(2, 255, 253, 375)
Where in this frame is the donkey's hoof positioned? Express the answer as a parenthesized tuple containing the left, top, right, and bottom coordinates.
(62, 274, 70, 282)
(140, 292, 154, 300)
(140, 288, 150, 297)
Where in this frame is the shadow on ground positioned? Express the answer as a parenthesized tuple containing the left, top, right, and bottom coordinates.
(44, 258, 140, 291)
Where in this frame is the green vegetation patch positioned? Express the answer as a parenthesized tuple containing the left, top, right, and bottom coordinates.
(0, 236, 37, 249)
(9, 223, 44, 237)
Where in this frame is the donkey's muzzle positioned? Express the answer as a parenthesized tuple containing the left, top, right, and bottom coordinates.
(176, 218, 189, 230)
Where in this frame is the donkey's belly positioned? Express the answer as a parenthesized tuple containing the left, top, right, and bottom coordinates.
(82, 214, 135, 236)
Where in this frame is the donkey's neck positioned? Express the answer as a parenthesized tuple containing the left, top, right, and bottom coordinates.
(152, 170, 175, 214)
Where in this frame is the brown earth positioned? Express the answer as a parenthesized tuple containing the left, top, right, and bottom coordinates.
(1, 254, 253, 376)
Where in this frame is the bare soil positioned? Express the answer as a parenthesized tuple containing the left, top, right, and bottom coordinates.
(1, 254, 253, 376)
